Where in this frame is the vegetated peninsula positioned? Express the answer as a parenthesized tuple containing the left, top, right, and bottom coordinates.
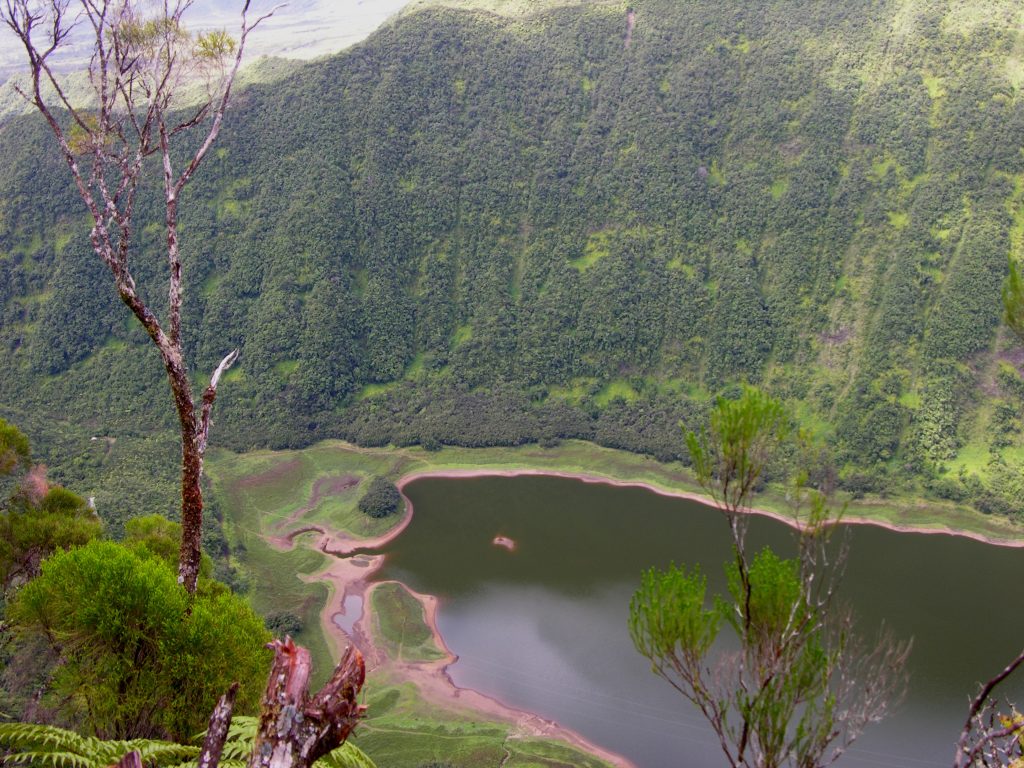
(1, 0, 1023, 532)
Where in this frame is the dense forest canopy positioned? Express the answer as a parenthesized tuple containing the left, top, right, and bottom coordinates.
(2, 0, 1024, 524)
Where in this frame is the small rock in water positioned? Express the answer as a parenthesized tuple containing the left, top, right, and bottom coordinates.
(492, 535, 516, 551)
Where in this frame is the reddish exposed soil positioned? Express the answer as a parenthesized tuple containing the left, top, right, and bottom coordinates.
(234, 457, 302, 489)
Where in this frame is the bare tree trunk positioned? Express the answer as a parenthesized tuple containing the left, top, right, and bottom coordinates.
(248, 638, 366, 768)
(198, 683, 240, 768)
(126, 640, 366, 768)
(1, 0, 274, 596)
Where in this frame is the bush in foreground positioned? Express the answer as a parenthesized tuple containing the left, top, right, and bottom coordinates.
(9, 540, 272, 740)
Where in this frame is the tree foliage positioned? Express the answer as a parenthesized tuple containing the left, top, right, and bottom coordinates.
(7, 540, 272, 741)
(0, 421, 101, 592)
(631, 389, 910, 768)
(357, 477, 401, 519)
(0, 419, 31, 476)
(2, 0, 1024, 521)
(0, 0, 278, 594)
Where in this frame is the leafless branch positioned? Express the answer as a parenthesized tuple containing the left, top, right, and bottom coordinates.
(0, 0, 271, 594)
(198, 349, 239, 455)
(955, 648, 1024, 768)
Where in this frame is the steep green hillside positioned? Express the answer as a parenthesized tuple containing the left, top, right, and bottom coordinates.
(3, 0, 1024, 521)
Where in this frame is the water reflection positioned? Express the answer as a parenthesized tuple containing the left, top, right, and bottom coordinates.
(379, 475, 1024, 768)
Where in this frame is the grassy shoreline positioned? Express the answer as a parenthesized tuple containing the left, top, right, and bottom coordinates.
(210, 437, 1024, 547)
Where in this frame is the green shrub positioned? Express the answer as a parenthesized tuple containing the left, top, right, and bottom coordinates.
(265, 610, 304, 637)
(9, 540, 272, 740)
(358, 477, 402, 519)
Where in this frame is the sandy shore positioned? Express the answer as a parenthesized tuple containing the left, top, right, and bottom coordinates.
(268, 463, 1024, 768)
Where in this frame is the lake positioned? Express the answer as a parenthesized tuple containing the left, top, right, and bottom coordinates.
(377, 475, 1024, 768)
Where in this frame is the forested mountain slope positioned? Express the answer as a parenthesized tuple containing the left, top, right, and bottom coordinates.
(2, 0, 1024, 518)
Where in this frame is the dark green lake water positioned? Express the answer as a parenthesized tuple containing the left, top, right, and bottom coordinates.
(377, 475, 1024, 768)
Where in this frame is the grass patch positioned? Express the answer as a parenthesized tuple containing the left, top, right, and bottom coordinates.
(571, 226, 654, 272)
(453, 324, 472, 346)
(887, 211, 910, 229)
(792, 399, 834, 438)
(223, 367, 245, 383)
(14, 290, 52, 308)
(593, 379, 639, 407)
(547, 378, 596, 404)
(1007, 57, 1024, 90)
(769, 178, 789, 200)
(899, 390, 922, 409)
(708, 158, 725, 186)
(667, 257, 697, 278)
(55, 232, 73, 254)
(571, 230, 614, 272)
(359, 382, 399, 400)
(717, 35, 750, 53)
(11, 232, 43, 257)
(869, 155, 897, 182)
(201, 273, 225, 298)
(274, 359, 300, 377)
(370, 583, 446, 663)
(922, 72, 945, 99)
(214, 177, 252, 221)
(1007, 173, 1024, 262)
(356, 679, 616, 768)
(946, 442, 991, 478)
(404, 353, 426, 381)
(900, 172, 930, 195)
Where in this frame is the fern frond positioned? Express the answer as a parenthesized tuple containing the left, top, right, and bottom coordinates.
(314, 743, 376, 768)
(132, 742, 199, 765)
(0, 723, 90, 754)
(1, 750, 95, 768)
(0, 724, 202, 768)
(224, 717, 258, 743)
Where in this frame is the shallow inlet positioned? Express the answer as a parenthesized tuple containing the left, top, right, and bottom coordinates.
(333, 593, 364, 637)
(377, 474, 1024, 768)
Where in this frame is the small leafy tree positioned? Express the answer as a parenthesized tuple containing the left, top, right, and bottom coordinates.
(357, 477, 401, 519)
(264, 611, 303, 637)
(0, 418, 31, 476)
(630, 387, 910, 768)
(8, 540, 272, 740)
(0, 482, 101, 592)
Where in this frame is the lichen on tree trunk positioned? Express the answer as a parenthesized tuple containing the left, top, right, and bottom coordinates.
(247, 638, 366, 768)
